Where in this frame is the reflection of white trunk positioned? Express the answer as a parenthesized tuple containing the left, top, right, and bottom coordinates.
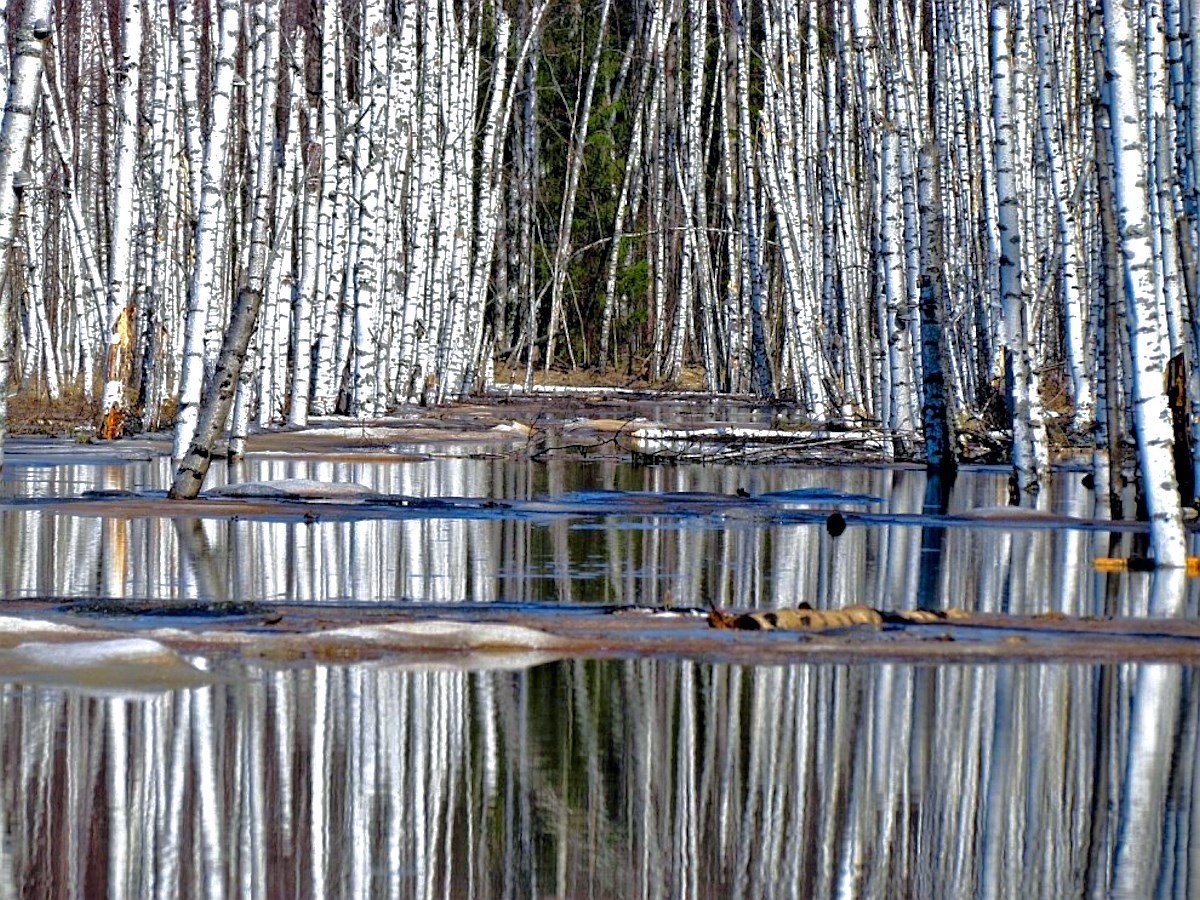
(192, 686, 225, 900)
(1113, 571, 1186, 895)
(106, 700, 130, 900)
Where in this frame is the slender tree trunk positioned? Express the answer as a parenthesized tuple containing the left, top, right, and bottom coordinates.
(919, 2, 955, 475)
(169, 288, 264, 499)
(731, 0, 772, 397)
(228, 0, 282, 458)
(0, 0, 51, 471)
(544, 0, 612, 371)
(172, 0, 241, 460)
(991, 0, 1047, 494)
(99, 0, 142, 438)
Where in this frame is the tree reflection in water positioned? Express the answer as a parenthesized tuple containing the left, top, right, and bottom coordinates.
(0, 457, 1190, 617)
(0, 656, 1194, 897)
(0, 457, 1195, 896)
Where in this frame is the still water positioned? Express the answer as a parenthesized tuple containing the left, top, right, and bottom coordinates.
(0, 446, 1185, 615)
(0, 442, 1196, 897)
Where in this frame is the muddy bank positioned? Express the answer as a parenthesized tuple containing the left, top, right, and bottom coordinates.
(6, 390, 1016, 464)
(1, 600, 1200, 674)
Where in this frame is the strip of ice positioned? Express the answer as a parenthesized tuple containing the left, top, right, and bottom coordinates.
(206, 479, 376, 500)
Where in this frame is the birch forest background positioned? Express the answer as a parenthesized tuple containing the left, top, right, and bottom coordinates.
(0, 0, 1197, 500)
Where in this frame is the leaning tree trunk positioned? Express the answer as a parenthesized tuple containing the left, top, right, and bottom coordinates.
(170, 288, 264, 499)
(0, 0, 51, 472)
(227, 0, 281, 458)
(1103, 0, 1188, 567)
(171, 0, 242, 460)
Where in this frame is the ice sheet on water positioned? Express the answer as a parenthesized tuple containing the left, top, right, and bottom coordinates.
(757, 487, 884, 505)
(206, 479, 376, 500)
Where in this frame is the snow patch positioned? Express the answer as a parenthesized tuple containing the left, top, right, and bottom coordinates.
(322, 620, 568, 651)
(490, 421, 534, 436)
(0, 616, 84, 635)
(0, 638, 214, 691)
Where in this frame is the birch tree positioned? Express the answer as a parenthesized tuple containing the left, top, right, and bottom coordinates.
(171, 0, 242, 460)
(1103, 0, 1188, 566)
(0, 0, 51, 471)
(991, 0, 1048, 494)
(98, 0, 142, 438)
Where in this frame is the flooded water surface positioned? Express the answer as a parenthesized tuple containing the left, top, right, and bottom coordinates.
(0, 434, 1196, 897)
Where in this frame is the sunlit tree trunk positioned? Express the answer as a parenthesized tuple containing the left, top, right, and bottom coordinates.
(170, 287, 264, 499)
(1103, 0, 1187, 566)
(172, 0, 241, 460)
(1033, 0, 1093, 430)
(228, 0, 281, 458)
(175, 0, 203, 222)
(350, 0, 389, 418)
(99, 0, 142, 438)
(991, 0, 1048, 494)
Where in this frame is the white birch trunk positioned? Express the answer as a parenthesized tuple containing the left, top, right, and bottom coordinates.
(991, 0, 1048, 493)
(0, 0, 50, 471)
(99, 0, 143, 438)
(1104, 0, 1188, 566)
(172, 0, 241, 460)
(229, 0, 282, 457)
(350, 0, 389, 418)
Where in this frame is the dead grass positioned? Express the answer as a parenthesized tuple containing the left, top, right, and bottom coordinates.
(7, 390, 101, 437)
(491, 358, 710, 392)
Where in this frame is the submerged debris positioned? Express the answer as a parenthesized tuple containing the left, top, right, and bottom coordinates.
(708, 603, 970, 632)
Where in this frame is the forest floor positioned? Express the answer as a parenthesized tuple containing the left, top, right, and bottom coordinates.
(7, 380, 1022, 464)
(0, 600, 1199, 693)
